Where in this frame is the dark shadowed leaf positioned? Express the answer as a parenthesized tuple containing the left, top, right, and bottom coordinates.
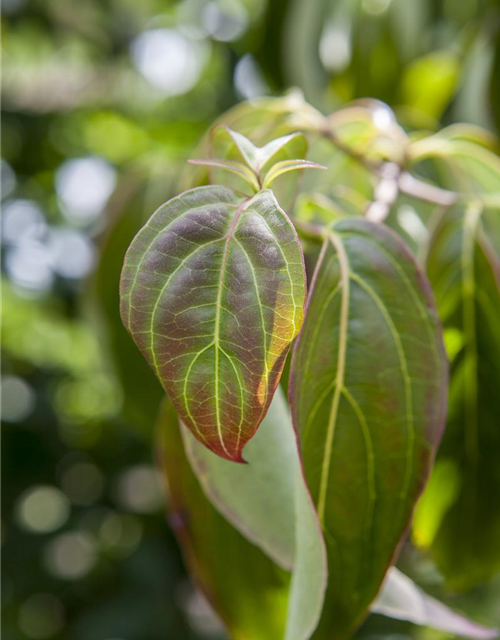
(413, 204, 500, 589)
(290, 218, 447, 639)
(120, 185, 306, 461)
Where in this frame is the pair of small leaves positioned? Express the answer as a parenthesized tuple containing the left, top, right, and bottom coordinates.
(189, 126, 326, 193)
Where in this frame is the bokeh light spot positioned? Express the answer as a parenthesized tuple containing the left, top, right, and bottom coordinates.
(2, 199, 45, 245)
(115, 465, 164, 514)
(5, 240, 54, 293)
(18, 594, 64, 639)
(319, 25, 351, 72)
(99, 512, 143, 556)
(43, 531, 97, 580)
(1, 375, 35, 422)
(202, 1, 248, 42)
(234, 55, 268, 99)
(61, 461, 104, 506)
(56, 157, 117, 225)
(47, 228, 95, 279)
(16, 486, 70, 534)
(131, 29, 208, 95)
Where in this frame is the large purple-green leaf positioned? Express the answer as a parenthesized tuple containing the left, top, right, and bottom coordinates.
(413, 205, 500, 589)
(290, 218, 447, 639)
(120, 185, 306, 462)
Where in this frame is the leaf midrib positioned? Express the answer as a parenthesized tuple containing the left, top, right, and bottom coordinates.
(317, 232, 350, 524)
(212, 200, 248, 456)
(315, 230, 416, 534)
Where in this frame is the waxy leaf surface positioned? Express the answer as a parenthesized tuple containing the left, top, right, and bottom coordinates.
(156, 399, 290, 640)
(290, 219, 447, 639)
(182, 386, 327, 640)
(414, 205, 500, 589)
(121, 185, 306, 461)
(182, 386, 298, 569)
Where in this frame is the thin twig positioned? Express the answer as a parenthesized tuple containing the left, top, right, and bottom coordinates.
(320, 126, 460, 208)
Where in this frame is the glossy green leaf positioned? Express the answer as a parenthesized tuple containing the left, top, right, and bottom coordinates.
(156, 399, 291, 640)
(120, 185, 306, 461)
(371, 568, 499, 639)
(182, 385, 327, 640)
(414, 205, 500, 589)
(290, 218, 447, 639)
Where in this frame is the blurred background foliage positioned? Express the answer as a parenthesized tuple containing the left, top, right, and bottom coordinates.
(2, 0, 500, 639)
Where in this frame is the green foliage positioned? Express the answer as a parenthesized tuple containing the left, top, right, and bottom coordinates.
(3, 1, 500, 638)
(414, 205, 500, 589)
(290, 219, 447, 639)
(120, 96, 500, 640)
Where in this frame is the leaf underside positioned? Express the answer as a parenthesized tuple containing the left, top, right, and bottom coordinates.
(156, 399, 290, 640)
(290, 218, 447, 639)
(120, 185, 306, 461)
(416, 206, 500, 589)
(372, 567, 499, 639)
(182, 386, 327, 640)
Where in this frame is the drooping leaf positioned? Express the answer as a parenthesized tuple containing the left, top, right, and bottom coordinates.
(120, 185, 306, 462)
(371, 567, 499, 639)
(156, 399, 290, 640)
(182, 386, 298, 569)
(290, 218, 447, 639)
(182, 386, 327, 640)
(414, 204, 500, 589)
(408, 132, 500, 254)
